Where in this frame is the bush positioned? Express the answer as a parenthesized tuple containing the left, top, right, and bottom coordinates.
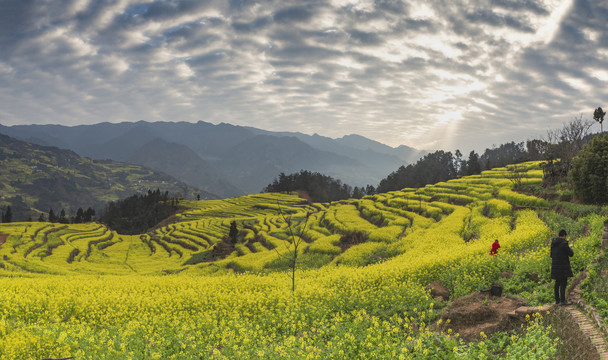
(570, 133, 608, 204)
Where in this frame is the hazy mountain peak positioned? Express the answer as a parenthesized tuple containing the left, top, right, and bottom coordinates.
(0, 120, 426, 198)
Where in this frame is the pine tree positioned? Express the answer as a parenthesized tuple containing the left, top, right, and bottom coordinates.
(229, 221, 238, 244)
(48, 209, 57, 223)
(365, 185, 376, 195)
(74, 208, 84, 224)
(84, 207, 95, 222)
(467, 151, 481, 175)
(59, 209, 68, 224)
(4, 206, 12, 223)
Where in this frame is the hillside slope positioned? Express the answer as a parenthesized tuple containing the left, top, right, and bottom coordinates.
(0, 161, 605, 358)
(0, 133, 211, 221)
(0, 160, 596, 278)
(0, 120, 425, 194)
(218, 135, 368, 193)
(128, 138, 243, 198)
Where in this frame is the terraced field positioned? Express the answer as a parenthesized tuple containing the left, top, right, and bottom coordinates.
(0, 161, 606, 359)
(0, 163, 553, 275)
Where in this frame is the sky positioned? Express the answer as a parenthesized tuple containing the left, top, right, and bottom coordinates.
(0, 0, 607, 153)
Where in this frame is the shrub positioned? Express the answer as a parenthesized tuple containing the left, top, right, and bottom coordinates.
(570, 133, 608, 204)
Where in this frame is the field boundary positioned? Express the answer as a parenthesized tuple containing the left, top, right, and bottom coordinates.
(567, 247, 608, 359)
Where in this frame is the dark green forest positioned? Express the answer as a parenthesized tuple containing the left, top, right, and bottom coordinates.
(99, 189, 180, 234)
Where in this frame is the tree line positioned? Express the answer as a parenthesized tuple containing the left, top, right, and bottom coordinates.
(376, 142, 531, 193)
(263, 170, 376, 203)
(377, 115, 602, 193)
(45, 207, 96, 224)
(1, 189, 180, 233)
(265, 114, 605, 203)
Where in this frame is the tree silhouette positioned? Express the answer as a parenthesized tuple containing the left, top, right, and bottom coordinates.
(59, 209, 68, 224)
(48, 209, 58, 223)
(466, 151, 481, 175)
(1, 206, 11, 223)
(84, 207, 95, 222)
(228, 221, 238, 244)
(365, 184, 376, 195)
(594, 107, 606, 133)
(455, 149, 465, 176)
(74, 208, 84, 223)
(263, 170, 353, 203)
(100, 189, 178, 234)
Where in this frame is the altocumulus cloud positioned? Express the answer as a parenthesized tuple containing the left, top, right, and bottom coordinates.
(0, 0, 607, 152)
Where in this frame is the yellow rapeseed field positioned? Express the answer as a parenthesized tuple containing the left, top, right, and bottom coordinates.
(0, 161, 602, 359)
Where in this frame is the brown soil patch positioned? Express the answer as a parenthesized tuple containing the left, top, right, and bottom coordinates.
(0, 234, 8, 245)
(437, 292, 526, 342)
(146, 206, 188, 233)
(296, 190, 313, 205)
(339, 231, 368, 251)
(207, 238, 236, 261)
(500, 271, 513, 279)
(426, 280, 450, 301)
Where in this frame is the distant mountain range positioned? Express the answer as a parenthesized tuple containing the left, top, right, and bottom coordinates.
(0, 120, 426, 197)
(0, 133, 207, 221)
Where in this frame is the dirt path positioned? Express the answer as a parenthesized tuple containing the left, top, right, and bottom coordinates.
(568, 280, 608, 359)
(566, 306, 608, 359)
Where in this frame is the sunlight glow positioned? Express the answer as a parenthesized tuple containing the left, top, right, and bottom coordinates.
(592, 70, 608, 81)
(534, 0, 574, 45)
(560, 74, 591, 93)
(409, 3, 435, 20)
(335, 57, 365, 70)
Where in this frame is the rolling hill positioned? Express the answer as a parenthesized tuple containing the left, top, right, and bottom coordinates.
(0, 160, 604, 358)
(127, 137, 244, 198)
(0, 161, 606, 358)
(219, 134, 368, 194)
(0, 120, 426, 196)
(0, 133, 211, 221)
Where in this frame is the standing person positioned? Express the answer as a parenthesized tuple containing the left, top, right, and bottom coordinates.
(490, 239, 500, 255)
(551, 229, 574, 305)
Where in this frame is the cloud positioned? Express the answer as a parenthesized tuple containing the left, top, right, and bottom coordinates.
(273, 5, 315, 23)
(0, 0, 607, 154)
(465, 9, 535, 32)
(491, 0, 549, 15)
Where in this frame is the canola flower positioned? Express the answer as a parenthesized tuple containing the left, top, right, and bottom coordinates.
(0, 162, 597, 359)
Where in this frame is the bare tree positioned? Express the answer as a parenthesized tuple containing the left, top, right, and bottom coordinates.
(545, 114, 593, 166)
(542, 115, 594, 182)
(560, 114, 593, 158)
(274, 202, 311, 292)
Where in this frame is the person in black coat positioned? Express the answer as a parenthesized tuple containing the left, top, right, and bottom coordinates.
(551, 229, 574, 305)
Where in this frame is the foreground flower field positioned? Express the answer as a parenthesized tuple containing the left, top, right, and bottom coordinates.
(0, 161, 605, 359)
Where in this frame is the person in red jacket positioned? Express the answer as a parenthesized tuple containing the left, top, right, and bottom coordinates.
(490, 239, 500, 255)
